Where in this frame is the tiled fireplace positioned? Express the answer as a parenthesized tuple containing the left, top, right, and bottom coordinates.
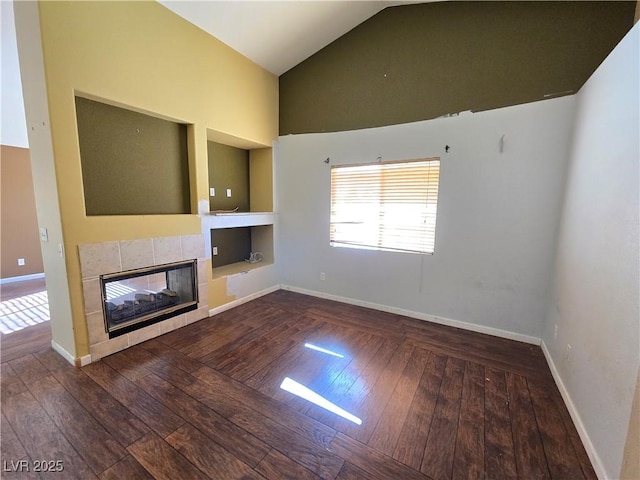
(102, 259, 198, 338)
(79, 234, 209, 361)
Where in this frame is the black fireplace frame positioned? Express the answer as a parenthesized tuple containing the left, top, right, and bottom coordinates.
(100, 259, 198, 339)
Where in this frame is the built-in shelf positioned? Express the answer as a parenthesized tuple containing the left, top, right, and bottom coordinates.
(202, 211, 275, 229)
(204, 134, 274, 280)
(203, 217, 275, 278)
(211, 259, 272, 279)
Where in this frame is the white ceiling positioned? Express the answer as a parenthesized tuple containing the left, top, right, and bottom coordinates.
(158, 1, 425, 76)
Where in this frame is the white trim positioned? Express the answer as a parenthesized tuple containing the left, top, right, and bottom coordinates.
(541, 340, 606, 480)
(51, 340, 92, 367)
(208, 284, 281, 317)
(281, 285, 541, 345)
(0, 272, 45, 284)
(51, 340, 76, 366)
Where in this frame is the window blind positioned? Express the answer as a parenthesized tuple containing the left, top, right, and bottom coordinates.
(330, 158, 440, 254)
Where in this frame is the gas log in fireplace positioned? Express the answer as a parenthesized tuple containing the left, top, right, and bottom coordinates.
(100, 260, 198, 338)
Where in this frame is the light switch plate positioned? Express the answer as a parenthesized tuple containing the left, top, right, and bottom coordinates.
(209, 188, 216, 197)
(226, 188, 232, 197)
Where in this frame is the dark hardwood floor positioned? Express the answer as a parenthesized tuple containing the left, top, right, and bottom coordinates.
(0, 289, 596, 479)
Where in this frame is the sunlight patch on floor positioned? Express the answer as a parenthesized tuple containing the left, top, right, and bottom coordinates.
(0, 291, 49, 334)
(304, 342, 344, 358)
(280, 376, 362, 425)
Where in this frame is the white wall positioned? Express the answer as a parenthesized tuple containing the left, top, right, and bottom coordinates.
(1, 0, 28, 148)
(276, 96, 576, 339)
(542, 24, 639, 480)
(14, 1, 77, 360)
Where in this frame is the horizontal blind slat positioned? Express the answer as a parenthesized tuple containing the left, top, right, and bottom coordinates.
(331, 158, 440, 253)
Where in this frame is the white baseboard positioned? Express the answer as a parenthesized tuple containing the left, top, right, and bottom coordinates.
(541, 340, 605, 480)
(51, 340, 92, 367)
(281, 285, 541, 345)
(0, 272, 45, 285)
(208, 284, 281, 317)
(50, 340, 76, 366)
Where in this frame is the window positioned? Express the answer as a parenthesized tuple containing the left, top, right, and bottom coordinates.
(330, 158, 440, 254)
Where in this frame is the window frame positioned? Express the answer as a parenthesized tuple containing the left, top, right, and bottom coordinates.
(329, 157, 441, 255)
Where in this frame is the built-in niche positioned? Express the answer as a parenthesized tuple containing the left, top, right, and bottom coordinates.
(75, 96, 191, 215)
(204, 129, 275, 277)
(207, 141, 250, 212)
(211, 226, 252, 268)
(210, 224, 274, 277)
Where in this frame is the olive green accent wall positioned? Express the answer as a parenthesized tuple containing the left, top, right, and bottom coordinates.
(211, 227, 251, 267)
(280, 1, 636, 135)
(249, 148, 273, 212)
(76, 97, 190, 215)
(207, 141, 250, 212)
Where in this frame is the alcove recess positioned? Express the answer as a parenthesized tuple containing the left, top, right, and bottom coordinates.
(75, 95, 191, 216)
(202, 129, 274, 278)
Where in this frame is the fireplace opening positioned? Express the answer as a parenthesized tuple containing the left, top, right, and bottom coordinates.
(100, 260, 198, 338)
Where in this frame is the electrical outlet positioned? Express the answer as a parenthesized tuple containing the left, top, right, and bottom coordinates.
(320, 272, 325, 281)
(209, 187, 216, 197)
(40, 227, 49, 242)
(213, 246, 218, 256)
(17, 258, 25, 266)
(226, 188, 232, 197)
(565, 344, 572, 360)
(554, 325, 558, 339)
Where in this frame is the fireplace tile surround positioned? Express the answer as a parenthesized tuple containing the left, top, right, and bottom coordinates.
(79, 234, 209, 361)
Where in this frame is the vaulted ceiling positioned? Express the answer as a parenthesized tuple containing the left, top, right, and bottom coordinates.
(158, 1, 427, 75)
(158, 1, 636, 134)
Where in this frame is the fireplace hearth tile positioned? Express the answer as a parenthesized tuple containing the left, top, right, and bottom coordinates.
(78, 241, 121, 279)
(186, 306, 209, 325)
(82, 234, 209, 360)
(128, 322, 161, 347)
(120, 239, 154, 271)
(82, 278, 102, 314)
(159, 313, 187, 334)
(181, 234, 205, 260)
(91, 335, 128, 361)
(87, 311, 108, 345)
(153, 236, 182, 265)
(197, 259, 209, 284)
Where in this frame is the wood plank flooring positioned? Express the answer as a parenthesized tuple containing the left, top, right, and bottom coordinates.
(0, 289, 596, 479)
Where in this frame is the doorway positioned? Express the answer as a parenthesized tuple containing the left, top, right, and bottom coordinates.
(0, 276, 50, 362)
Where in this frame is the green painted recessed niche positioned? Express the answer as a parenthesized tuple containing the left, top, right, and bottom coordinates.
(75, 96, 191, 216)
(211, 227, 251, 268)
(210, 224, 274, 275)
(207, 141, 250, 212)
